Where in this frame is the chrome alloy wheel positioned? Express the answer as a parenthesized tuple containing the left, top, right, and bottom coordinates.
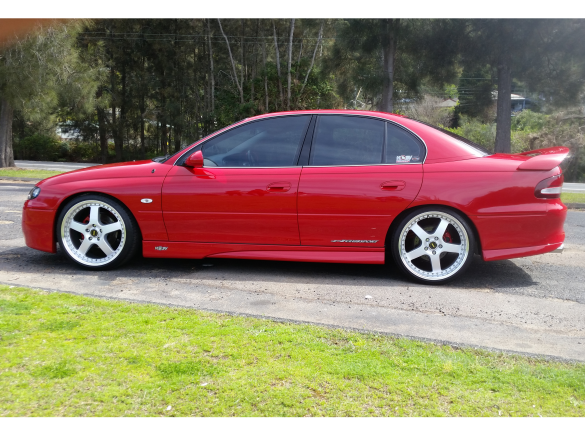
(60, 200, 126, 267)
(398, 211, 469, 281)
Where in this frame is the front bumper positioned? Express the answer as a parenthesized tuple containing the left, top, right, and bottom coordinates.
(22, 204, 57, 253)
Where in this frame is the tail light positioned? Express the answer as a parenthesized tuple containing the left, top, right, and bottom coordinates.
(535, 173, 563, 199)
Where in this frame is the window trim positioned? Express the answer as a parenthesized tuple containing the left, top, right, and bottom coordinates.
(304, 114, 427, 168)
(173, 114, 313, 168)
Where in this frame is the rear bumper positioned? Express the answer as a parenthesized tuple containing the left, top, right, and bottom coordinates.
(551, 243, 564, 254)
(474, 201, 566, 262)
(483, 241, 564, 261)
(22, 204, 57, 253)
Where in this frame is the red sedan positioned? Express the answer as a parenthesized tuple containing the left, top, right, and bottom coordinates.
(22, 110, 568, 284)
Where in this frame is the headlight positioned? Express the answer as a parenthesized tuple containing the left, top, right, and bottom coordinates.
(27, 187, 41, 200)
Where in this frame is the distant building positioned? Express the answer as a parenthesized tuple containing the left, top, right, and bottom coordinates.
(492, 91, 534, 112)
(437, 98, 458, 108)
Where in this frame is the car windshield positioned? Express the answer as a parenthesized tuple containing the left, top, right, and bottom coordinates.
(413, 120, 492, 156)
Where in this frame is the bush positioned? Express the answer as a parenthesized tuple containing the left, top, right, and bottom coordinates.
(13, 135, 100, 163)
(511, 110, 548, 133)
(66, 143, 99, 162)
(447, 110, 584, 182)
(13, 134, 62, 161)
(401, 96, 456, 127)
(445, 116, 496, 152)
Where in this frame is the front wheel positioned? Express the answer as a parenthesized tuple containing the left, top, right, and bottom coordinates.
(56, 194, 140, 270)
(390, 208, 476, 284)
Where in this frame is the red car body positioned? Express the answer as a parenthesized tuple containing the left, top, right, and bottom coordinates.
(22, 110, 567, 271)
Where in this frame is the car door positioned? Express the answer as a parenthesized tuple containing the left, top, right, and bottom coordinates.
(162, 115, 311, 245)
(297, 115, 424, 247)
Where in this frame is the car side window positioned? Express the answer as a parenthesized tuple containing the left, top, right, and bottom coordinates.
(385, 123, 424, 164)
(201, 115, 310, 167)
(310, 116, 385, 166)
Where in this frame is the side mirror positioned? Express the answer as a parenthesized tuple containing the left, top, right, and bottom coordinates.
(185, 150, 204, 168)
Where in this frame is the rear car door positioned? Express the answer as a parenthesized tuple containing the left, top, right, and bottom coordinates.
(297, 115, 424, 247)
(162, 115, 311, 244)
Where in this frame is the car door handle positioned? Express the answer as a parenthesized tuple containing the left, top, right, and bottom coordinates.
(381, 180, 406, 191)
(266, 182, 292, 192)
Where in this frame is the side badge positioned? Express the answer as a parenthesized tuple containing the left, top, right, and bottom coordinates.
(154, 246, 168, 251)
(141, 198, 153, 204)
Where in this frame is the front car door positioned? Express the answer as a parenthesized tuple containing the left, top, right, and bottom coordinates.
(297, 115, 425, 247)
(162, 115, 311, 245)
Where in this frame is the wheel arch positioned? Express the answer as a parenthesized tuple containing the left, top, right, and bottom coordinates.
(385, 204, 483, 256)
(53, 191, 143, 245)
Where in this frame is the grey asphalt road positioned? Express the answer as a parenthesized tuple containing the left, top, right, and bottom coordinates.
(1, 181, 584, 361)
(14, 160, 98, 172)
(563, 183, 585, 193)
(11, 160, 585, 194)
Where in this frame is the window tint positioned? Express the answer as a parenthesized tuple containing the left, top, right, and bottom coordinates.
(310, 116, 384, 166)
(201, 116, 310, 167)
(384, 123, 424, 164)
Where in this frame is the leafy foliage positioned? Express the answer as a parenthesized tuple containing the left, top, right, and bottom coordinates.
(446, 116, 497, 151)
(447, 109, 585, 181)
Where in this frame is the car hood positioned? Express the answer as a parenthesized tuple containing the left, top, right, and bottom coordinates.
(36, 160, 173, 187)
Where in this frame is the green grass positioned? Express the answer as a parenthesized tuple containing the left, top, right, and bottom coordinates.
(0, 285, 584, 417)
(0, 168, 64, 179)
(561, 192, 585, 204)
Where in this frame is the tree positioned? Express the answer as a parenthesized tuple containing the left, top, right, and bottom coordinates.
(459, 19, 585, 153)
(0, 21, 97, 167)
(8, 19, 341, 164)
(327, 19, 465, 112)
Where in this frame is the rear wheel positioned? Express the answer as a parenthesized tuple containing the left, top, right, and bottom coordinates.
(390, 208, 475, 284)
(56, 195, 139, 270)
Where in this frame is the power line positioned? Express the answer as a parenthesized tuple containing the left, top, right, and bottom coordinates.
(80, 31, 335, 40)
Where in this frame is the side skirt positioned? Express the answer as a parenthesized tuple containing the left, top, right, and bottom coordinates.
(143, 241, 385, 264)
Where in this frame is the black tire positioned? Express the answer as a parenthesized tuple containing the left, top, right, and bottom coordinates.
(389, 207, 476, 285)
(56, 194, 140, 270)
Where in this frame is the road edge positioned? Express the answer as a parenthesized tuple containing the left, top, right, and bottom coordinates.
(0, 176, 42, 182)
(566, 202, 585, 209)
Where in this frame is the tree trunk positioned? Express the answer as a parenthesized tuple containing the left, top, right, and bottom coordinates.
(119, 60, 127, 161)
(273, 20, 284, 109)
(140, 115, 145, 160)
(241, 20, 245, 88)
(111, 104, 123, 162)
(262, 33, 269, 112)
(495, 55, 512, 154)
(218, 19, 244, 105)
(380, 19, 397, 113)
(0, 98, 15, 168)
(250, 20, 260, 105)
(139, 55, 146, 160)
(97, 107, 108, 164)
(174, 127, 182, 153)
(300, 22, 324, 99)
(206, 19, 215, 114)
(161, 116, 167, 156)
(295, 40, 303, 82)
(287, 19, 295, 110)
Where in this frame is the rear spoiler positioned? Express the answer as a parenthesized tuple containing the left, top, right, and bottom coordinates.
(516, 147, 570, 171)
